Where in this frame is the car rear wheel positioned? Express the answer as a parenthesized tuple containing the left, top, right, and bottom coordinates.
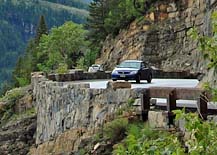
(136, 75, 140, 83)
(147, 74, 152, 83)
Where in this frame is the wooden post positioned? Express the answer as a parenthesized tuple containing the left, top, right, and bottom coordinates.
(167, 89, 177, 126)
(141, 89, 150, 121)
(198, 91, 208, 120)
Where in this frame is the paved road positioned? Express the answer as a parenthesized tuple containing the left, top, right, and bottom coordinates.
(71, 79, 217, 109)
(72, 79, 199, 89)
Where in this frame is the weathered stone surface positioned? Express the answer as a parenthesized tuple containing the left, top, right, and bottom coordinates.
(48, 70, 111, 82)
(148, 111, 167, 128)
(107, 81, 131, 90)
(95, 0, 217, 86)
(29, 128, 86, 155)
(0, 86, 36, 155)
(0, 116, 36, 155)
(33, 75, 141, 145)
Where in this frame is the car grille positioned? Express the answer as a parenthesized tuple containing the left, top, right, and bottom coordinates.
(118, 71, 130, 74)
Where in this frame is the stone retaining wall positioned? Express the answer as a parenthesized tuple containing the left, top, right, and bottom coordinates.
(32, 74, 143, 144)
(47, 70, 200, 82)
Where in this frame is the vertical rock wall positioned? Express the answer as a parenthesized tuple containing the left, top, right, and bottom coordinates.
(32, 75, 141, 144)
(96, 0, 209, 73)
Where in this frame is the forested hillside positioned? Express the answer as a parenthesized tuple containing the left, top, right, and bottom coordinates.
(0, 0, 89, 94)
(46, 0, 91, 9)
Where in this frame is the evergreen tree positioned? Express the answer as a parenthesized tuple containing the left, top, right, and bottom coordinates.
(12, 16, 48, 87)
(35, 15, 48, 45)
(104, 0, 139, 35)
(86, 0, 108, 46)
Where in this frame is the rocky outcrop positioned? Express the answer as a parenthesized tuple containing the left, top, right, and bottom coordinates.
(96, 0, 217, 85)
(0, 116, 36, 155)
(0, 86, 36, 155)
(29, 128, 87, 155)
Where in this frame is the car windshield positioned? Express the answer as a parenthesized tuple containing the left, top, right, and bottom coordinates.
(118, 62, 141, 69)
(92, 64, 99, 67)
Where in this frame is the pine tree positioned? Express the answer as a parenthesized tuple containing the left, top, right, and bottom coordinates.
(133, 0, 159, 14)
(12, 16, 48, 87)
(86, 0, 108, 45)
(35, 15, 48, 45)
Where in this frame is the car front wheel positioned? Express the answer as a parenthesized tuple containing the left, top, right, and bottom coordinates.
(136, 75, 140, 83)
(147, 74, 152, 83)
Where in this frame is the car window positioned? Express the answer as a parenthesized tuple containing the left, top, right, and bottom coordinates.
(92, 64, 99, 67)
(141, 62, 147, 68)
(118, 62, 141, 69)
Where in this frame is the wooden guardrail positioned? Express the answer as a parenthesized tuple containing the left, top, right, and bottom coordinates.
(141, 87, 211, 125)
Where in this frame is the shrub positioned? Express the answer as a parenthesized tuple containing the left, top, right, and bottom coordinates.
(56, 63, 68, 74)
(113, 123, 184, 155)
(174, 109, 217, 154)
(127, 98, 135, 107)
(103, 118, 128, 142)
(0, 87, 24, 102)
(0, 88, 25, 124)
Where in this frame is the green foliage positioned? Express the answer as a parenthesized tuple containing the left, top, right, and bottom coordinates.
(115, 98, 136, 116)
(13, 40, 37, 87)
(188, 12, 217, 70)
(78, 148, 86, 155)
(0, 0, 88, 91)
(86, 0, 156, 68)
(127, 98, 135, 107)
(104, 0, 140, 35)
(113, 123, 184, 155)
(0, 87, 35, 126)
(202, 82, 217, 101)
(0, 87, 24, 102)
(188, 11, 217, 101)
(46, 0, 90, 10)
(35, 15, 48, 45)
(76, 48, 100, 70)
(174, 109, 217, 154)
(103, 118, 128, 142)
(56, 63, 68, 74)
(176, 10, 217, 155)
(0, 81, 13, 97)
(13, 20, 89, 85)
(76, 57, 86, 70)
(8, 107, 36, 122)
(0, 88, 25, 124)
(86, 0, 144, 57)
(37, 21, 89, 72)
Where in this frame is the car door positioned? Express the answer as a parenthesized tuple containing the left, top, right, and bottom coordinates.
(140, 62, 149, 79)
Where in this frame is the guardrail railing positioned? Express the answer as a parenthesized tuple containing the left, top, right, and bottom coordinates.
(141, 87, 212, 125)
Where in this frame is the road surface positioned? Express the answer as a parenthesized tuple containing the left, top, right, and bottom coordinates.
(70, 79, 217, 109)
(72, 79, 199, 89)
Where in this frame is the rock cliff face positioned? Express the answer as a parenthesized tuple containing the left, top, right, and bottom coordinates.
(96, 0, 216, 85)
(0, 86, 36, 155)
(0, 116, 36, 155)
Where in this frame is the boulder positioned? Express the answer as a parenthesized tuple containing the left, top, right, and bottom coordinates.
(107, 81, 131, 90)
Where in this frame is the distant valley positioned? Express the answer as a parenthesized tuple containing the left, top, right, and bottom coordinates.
(0, 0, 89, 92)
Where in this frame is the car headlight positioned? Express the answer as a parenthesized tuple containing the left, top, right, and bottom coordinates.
(130, 71, 138, 74)
(112, 70, 118, 74)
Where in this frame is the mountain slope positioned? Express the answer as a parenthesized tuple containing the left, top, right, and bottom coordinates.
(46, 0, 91, 9)
(0, 0, 89, 93)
